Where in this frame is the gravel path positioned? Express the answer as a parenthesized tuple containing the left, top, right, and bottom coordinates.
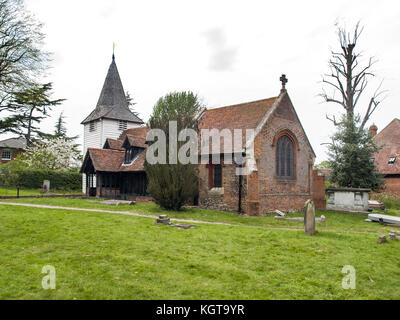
(0, 201, 301, 231)
(0, 201, 382, 234)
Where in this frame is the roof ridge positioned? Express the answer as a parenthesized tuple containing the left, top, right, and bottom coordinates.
(89, 147, 124, 153)
(206, 97, 277, 112)
(375, 118, 400, 139)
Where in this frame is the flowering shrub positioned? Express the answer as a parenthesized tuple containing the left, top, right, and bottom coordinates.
(0, 138, 82, 190)
(24, 138, 81, 170)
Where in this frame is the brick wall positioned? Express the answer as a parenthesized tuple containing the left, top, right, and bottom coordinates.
(384, 176, 400, 196)
(0, 148, 23, 164)
(198, 93, 316, 215)
(311, 169, 326, 209)
(254, 93, 315, 214)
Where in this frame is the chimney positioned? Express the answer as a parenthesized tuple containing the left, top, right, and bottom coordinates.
(369, 124, 378, 138)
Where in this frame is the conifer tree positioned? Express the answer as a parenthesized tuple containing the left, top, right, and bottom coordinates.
(145, 91, 201, 210)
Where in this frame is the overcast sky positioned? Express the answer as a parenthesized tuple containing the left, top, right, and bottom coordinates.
(16, 0, 400, 162)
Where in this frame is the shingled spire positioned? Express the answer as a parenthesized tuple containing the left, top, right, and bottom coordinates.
(96, 54, 127, 109)
(81, 55, 143, 124)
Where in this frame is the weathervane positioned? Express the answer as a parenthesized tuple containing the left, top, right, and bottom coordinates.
(112, 42, 116, 60)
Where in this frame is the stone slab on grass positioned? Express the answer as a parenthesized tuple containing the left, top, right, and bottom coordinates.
(87, 200, 135, 206)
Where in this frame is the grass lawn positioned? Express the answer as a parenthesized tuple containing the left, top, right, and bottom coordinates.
(0, 187, 81, 196)
(3, 197, 399, 234)
(0, 199, 400, 299)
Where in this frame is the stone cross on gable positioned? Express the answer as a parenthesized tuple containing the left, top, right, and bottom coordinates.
(280, 74, 288, 92)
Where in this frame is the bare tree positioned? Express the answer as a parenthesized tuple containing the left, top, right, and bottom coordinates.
(321, 22, 387, 129)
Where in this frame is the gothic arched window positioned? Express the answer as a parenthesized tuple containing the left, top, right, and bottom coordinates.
(276, 135, 295, 179)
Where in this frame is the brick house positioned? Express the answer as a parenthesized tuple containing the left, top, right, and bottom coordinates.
(197, 79, 319, 214)
(370, 119, 400, 196)
(0, 137, 27, 164)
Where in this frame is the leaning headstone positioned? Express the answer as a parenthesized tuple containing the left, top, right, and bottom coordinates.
(42, 180, 50, 193)
(157, 215, 170, 225)
(304, 199, 315, 235)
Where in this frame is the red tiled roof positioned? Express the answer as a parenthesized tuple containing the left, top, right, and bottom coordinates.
(125, 134, 147, 148)
(87, 148, 124, 172)
(199, 97, 276, 131)
(373, 118, 400, 175)
(104, 138, 124, 150)
(198, 97, 277, 154)
(120, 150, 146, 172)
(85, 147, 146, 173)
(120, 126, 150, 142)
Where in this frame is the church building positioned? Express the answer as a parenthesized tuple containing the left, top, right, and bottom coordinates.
(80, 54, 144, 195)
(80, 56, 324, 214)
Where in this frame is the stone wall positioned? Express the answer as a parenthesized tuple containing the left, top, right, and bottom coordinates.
(198, 162, 241, 212)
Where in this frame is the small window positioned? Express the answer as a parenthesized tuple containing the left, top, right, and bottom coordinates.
(1, 149, 11, 160)
(124, 147, 143, 164)
(213, 164, 222, 188)
(119, 120, 127, 131)
(388, 157, 396, 164)
(89, 121, 96, 132)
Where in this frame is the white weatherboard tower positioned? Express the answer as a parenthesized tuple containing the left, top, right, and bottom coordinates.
(81, 54, 144, 194)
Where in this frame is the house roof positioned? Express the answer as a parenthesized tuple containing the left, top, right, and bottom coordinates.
(82, 147, 146, 173)
(104, 138, 124, 151)
(373, 118, 400, 175)
(120, 150, 146, 172)
(0, 136, 27, 150)
(198, 97, 277, 154)
(81, 56, 144, 124)
(124, 134, 147, 148)
(85, 148, 125, 172)
(199, 97, 277, 132)
(120, 126, 150, 140)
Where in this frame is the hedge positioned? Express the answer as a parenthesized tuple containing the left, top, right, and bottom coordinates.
(0, 168, 82, 190)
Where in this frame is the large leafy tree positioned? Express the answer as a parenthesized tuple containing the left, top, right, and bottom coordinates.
(145, 91, 202, 210)
(321, 23, 386, 190)
(0, 0, 49, 133)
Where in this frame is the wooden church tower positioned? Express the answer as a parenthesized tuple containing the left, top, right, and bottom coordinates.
(81, 54, 144, 193)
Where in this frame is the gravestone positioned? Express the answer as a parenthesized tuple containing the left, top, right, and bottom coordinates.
(377, 235, 387, 244)
(43, 180, 50, 193)
(389, 230, 400, 241)
(157, 215, 171, 225)
(304, 199, 315, 235)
